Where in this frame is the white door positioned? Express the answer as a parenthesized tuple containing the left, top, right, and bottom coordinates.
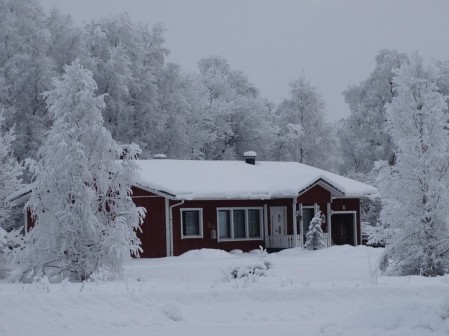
(270, 206, 287, 236)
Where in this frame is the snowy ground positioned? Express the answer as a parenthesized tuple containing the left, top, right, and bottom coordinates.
(1, 245, 449, 336)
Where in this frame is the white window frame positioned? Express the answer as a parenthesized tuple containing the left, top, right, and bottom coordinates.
(216, 207, 263, 242)
(180, 208, 203, 239)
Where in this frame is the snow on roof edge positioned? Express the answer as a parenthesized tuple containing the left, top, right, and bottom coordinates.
(135, 160, 378, 200)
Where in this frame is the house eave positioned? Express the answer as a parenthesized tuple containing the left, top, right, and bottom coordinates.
(5, 189, 32, 207)
(133, 183, 177, 200)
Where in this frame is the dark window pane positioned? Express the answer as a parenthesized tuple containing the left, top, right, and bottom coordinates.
(248, 209, 261, 237)
(233, 210, 246, 238)
(218, 210, 230, 238)
(183, 210, 200, 236)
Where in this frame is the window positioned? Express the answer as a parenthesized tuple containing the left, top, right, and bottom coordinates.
(181, 209, 203, 238)
(248, 209, 261, 237)
(233, 210, 246, 238)
(218, 210, 230, 239)
(217, 208, 263, 241)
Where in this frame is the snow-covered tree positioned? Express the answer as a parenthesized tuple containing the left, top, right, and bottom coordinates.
(0, 113, 23, 231)
(304, 212, 325, 250)
(84, 16, 169, 157)
(46, 9, 84, 73)
(337, 50, 410, 241)
(12, 60, 144, 282)
(0, 0, 55, 163)
(275, 77, 336, 170)
(197, 56, 276, 160)
(379, 54, 449, 277)
(339, 49, 408, 175)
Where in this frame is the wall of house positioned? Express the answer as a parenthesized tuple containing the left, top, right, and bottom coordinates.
(171, 198, 293, 256)
(22, 187, 168, 258)
(297, 185, 332, 204)
(297, 185, 332, 232)
(26, 207, 34, 231)
(131, 187, 167, 258)
(23, 184, 362, 257)
(296, 186, 362, 245)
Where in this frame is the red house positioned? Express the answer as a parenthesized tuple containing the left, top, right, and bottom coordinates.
(10, 153, 377, 258)
(131, 153, 377, 257)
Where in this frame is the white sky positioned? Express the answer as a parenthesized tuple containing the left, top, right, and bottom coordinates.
(40, 0, 449, 121)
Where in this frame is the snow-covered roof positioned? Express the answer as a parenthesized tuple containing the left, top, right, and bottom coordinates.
(135, 160, 377, 200)
(4, 185, 32, 206)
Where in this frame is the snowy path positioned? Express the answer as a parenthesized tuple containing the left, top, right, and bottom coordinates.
(1, 246, 449, 336)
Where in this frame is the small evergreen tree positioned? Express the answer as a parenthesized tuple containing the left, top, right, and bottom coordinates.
(304, 212, 326, 250)
(12, 60, 144, 282)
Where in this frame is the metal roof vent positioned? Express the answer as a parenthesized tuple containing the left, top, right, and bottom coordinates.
(243, 151, 257, 165)
(153, 154, 167, 160)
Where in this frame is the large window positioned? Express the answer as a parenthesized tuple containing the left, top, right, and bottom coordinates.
(217, 208, 263, 241)
(181, 209, 203, 239)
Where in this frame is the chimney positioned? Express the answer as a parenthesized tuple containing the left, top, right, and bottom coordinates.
(243, 151, 257, 165)
(153, 154, 167, 160)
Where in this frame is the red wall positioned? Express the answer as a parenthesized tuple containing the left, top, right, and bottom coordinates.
(297, 186, 361, 245)
(131, 187, 167, 258)
(298, 185, 332, 232)
(298, 185, 331, 204)
(24, 184, 362, 256)
(171, 198, 293, 256)
(24, 187, 169, 258)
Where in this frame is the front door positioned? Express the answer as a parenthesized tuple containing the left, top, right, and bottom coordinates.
(270, 206, 287, 236)
(331, 213, 356, 246)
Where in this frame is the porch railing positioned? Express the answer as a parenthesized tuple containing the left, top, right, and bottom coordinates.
(266, 233, 332, 249)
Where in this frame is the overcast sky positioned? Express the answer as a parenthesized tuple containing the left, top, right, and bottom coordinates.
(40, 0, 449, 121)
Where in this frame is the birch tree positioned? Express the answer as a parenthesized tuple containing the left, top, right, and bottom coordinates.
(339, 49, 408, 175)
(13, 60, 144, 282)
(379, 54, 449, 277)
(275, 77, 336, 170)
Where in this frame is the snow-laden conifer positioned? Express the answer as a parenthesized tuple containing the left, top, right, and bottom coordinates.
(12, 60, 144, 282)
(304, 212, 326, 250)
(379, 54, 449, 277)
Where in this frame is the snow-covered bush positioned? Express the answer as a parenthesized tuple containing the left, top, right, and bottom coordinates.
(304, 212, 326, 250)
(225, 247, 272, 281)
(227, 259, 272, 280)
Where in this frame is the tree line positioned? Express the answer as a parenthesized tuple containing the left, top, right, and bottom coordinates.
(0, 0, 337, 170)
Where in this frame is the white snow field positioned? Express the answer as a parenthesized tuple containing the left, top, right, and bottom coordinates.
(1, 246, 449, 336)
